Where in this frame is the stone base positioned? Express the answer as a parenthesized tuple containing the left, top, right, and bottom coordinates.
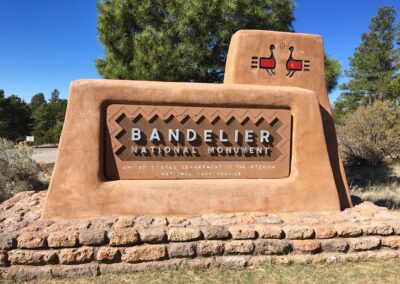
(1, 191, 400, 280)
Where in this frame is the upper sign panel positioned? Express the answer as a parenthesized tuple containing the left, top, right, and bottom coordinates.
(224, 30, 327, 109)
(106, 104, 291, 180)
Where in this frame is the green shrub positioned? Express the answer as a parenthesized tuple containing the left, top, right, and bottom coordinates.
(0, 138, 49, 202)
(337, 100, 400, 166)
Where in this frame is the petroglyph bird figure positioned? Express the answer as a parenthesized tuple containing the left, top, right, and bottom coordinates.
(286, 46, 311, 77)
(258, 44, 276, 76)
(286, 46, 303, 77)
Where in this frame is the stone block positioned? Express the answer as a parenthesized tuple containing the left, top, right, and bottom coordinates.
(0, 233, 17, 250)
(291, 240, 321, 253)
(334, 224, 362, 237)
(256, 215, 284, 225)
(96, 247, 121, 263)
(229, 226, 257, 239)
(364, 224, 393, 236)
(198, 241, 224, 256)
(201, 226, 230, 240)
(283, 226, 314, 239)
(314, 226, 336, 239)
(255, 239, 291, 255)
(373, 250, 400, 260)
(167, 217, 191, 226)
(79, 230, 107, 246)
(135, 216, 155, 227)
(17, 232, 47, 249)
(48, 231, 78, 248)
(221, 256, 248, 267)
(256, 225, 284, 239)
(8, 250, 57, 265)
(139, 228, 166, 243)
(247, 255, 275, 266)
(348, 237, 381, 251)
(4, 265, 53, 281)
(108, 229, 140, 246)
(339, 252, 364, 262)
(99, 262, 142, 274)
(51, 263, 99, 278)
(47, 220, 90, 233)
(22, 219, 54, 233)
(168, 227, 202, 242)
(225, 240, 255, 254)
(113, 217, 135, 228)
(184, 258, 216, 269)
(153, 217, 169, 227)
(0, 251, 7, 267)
(88, 217, 117, 230)
(122, 245, 166, 263)
(168, 242, 196, 258)
(236, 214, 256, 225)
(58, 246, 94, 264)
(381, 236, 400, 249)
(321, 239, 349, 252)
(389, 222, 400, 235)
(325, 254, 342, 264)
(206, 215, 236, 226)
(281, 254, 315, 264)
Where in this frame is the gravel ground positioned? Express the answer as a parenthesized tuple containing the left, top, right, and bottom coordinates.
(32, 147, 57, 164)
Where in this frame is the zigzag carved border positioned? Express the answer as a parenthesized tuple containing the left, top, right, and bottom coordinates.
(107, 104, 291, 159)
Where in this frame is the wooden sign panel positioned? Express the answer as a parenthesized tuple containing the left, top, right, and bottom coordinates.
(106, 104, 291, 179)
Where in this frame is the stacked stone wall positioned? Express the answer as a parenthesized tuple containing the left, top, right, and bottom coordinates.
(1, 191, 400, 280)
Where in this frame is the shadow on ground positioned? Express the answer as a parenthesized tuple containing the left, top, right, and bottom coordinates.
(351, 195, 400, 209)
(347, 163, 400, 209)
(346, 164, 400, 187)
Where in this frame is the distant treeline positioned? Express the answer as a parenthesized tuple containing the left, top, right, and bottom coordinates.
(0, 89, 67, 144)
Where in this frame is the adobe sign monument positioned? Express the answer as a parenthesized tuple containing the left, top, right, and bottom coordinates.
(42, 30, 352, 219)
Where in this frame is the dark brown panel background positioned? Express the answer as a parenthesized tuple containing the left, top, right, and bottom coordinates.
(106, 104, 291, 180)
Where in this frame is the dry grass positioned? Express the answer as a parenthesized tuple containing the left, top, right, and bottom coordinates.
(348, 163, 400, 210)
(2, 259, 400, 284)
(351, 184, 400, 210)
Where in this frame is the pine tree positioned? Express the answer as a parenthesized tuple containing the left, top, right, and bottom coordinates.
(336, 6, 399, 116)
(32, 103, 53, 144)
(96, 0, 341, 92)
(31, 89, 67, 144)
(324, 55, 341, 93)
(96, 0, 295, 83)
(0, 92, 32, 141)
(30, 93, 46, 110)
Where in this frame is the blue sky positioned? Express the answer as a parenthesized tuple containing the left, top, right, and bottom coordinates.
(0, 0, 399, 102)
